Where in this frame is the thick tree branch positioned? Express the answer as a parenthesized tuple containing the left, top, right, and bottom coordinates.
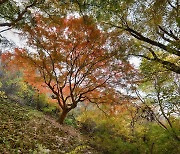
(129, 53, 180, 74)
(103, 22, 180, 57)
(125, 27, 180, 56)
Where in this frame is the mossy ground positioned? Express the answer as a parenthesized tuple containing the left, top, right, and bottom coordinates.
(0, 101, 98, 154)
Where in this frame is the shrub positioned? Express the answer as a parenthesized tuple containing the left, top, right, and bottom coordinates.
(65, 114, 78, 127)
(78, 110, 180, 154)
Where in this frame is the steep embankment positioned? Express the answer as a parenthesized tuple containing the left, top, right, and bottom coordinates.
(0, 101, 97, 154)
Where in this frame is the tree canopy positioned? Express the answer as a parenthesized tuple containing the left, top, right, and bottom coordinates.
(76, 0, 180, 73)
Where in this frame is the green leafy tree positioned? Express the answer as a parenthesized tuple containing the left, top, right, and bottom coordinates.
(139, 58, 180, 141)
(77, 0, 180, 73)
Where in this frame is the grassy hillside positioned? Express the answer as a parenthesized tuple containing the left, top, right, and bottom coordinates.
(0, 101, 97, 154)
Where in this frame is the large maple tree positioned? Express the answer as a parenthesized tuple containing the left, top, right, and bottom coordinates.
(12, 15, 137, 124)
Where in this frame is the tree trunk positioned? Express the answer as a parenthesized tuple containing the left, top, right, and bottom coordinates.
(58, 109, 69, 124)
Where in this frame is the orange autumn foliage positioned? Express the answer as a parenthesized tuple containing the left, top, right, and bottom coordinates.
(9, 15, 138, 123)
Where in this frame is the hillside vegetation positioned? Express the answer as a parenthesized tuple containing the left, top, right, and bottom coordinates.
(0, 101, 97, 154)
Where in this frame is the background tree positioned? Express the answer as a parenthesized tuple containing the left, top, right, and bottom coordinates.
(77, 0, 180, 74)
(138, 58, 180, 140)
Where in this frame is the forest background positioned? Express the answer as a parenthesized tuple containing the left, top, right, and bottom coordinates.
(0, 0, 179, 153)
